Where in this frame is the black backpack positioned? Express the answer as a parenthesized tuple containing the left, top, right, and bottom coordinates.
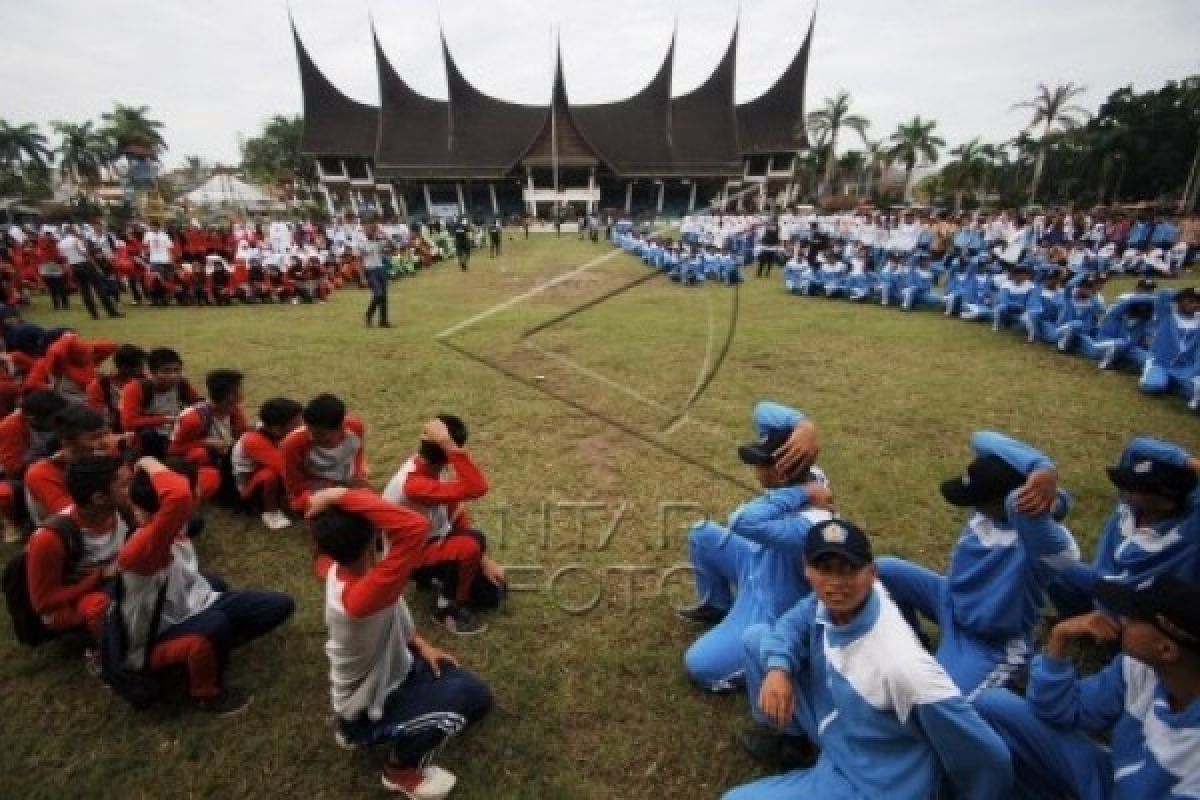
(2, 515, 84, 646)
(99, 570, 169, 710)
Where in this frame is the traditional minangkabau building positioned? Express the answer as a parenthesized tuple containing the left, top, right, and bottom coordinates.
(292, 13, 813, 219)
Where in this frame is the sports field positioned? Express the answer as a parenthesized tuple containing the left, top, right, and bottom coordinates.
(1, 233, 1196, 799)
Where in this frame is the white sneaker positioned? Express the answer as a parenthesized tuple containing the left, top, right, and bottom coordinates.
(1190, 378, 1200, 412)
(382, 765, 457, 799)
(261, 510, 292, 530)
(1097, 342, 1117, 370)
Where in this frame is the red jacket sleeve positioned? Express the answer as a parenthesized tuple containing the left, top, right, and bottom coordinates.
(22, 355, 52, 393)
(120, 380, 169, 432)
(85, 378, 108, 415)
(240, 432, 284, 475)
(168, 406, 206, 456)
(26, 528, 101, 614)
(280, 429, 313, 510)
(25, 458, 71, 517)
(401, 450, 489, 506)
(0, 413, 30, 478)
(337, 489, 429, 618)
(117, 471, 194, 575)
(347, 416, 368, 481)
(89, 341, 117, 365)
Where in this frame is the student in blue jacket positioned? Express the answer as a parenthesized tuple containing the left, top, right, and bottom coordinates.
(1022, 268, 1066, 344)
(878, 432, 1079, 698)
(991, 263, 1038, 332)
(1139, 287, 1200, 410)
(1055, 276, 1108, 354)
(900, 253, 940, 311)
(681, 402, 834, 692)
(975, 576, 1200, 800)
(726, 519, 1012, 800)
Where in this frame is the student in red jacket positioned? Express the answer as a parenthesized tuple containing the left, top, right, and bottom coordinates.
(0, 390, 68, 539)
(169, 368, 248, 470)
(24, 331, 117, 405)
(231, 397, 302, 531)
(25, 405, 119, 527)
(119, 347, 202, 459)
(383, 415, 504, 635)
(85, 344, 147, 433)
(117, 457, 295, 714)
(280, 393, 367, 513)
(26, 454, 130, 641)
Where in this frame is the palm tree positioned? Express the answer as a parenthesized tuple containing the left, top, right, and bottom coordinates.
(182, 155, 209, 187)
(1011, 82, 1090, 204)
(806, 91, 870, 198)
(837, 150, 867, 195)
(888, 116, 946, 201)
(0, 120, 53, 175)
(946, 138, 988, 210)
(862, 138, 890, 200)
(100, 103, 166, 159)
(52, 120, 113, 187)
(790, 129, 829, 203)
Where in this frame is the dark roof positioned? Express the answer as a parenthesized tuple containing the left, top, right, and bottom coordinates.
(373, 30, 451, 177)
(292, 23, 377, 157)
(668, 27, 741, 175)
(568, 35, 675, 176)
(521, 50, 599, 168)
(736, 13, 814, 155)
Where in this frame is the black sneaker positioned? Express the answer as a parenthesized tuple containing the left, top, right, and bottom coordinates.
(196, 687, 254, 717)
(432, 605, 487, 636)
(676, 603, 729, 626)
(736, 726, 817, 770)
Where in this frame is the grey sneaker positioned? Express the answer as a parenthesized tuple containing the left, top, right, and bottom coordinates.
(432, 605, 487, 636)
(736, 725, 818, 770)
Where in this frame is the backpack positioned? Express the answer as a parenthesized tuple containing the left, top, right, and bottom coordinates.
(2, 515, 83, 646)
(99, 570, 169, 710)
(139, 378, 193, 415)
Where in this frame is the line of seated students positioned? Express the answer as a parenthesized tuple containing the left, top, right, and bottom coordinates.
(679, 398, 1200, 799)
(780, 239, 1200, 413)
(612, 232, 745, 286)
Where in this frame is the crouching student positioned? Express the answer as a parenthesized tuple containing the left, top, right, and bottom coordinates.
(1139, 286, 1200, 410)
(168, 368, 249, 501)
(1054, 276, 1106, 354)
(119, 347, 203, 459)
(682, 402, 834, 692)
(86, 344, 147, 433)
(1089, 279, 1157, 370)
(975, 576, 1200, 800)
(116, 456, 295, 714)
(383, 416, 504, 636)
(280, 393, 368, 514)
(726, 519, 1011, 800)
(230, 397, 303, 531)
(309, 486, 492, 798)
(0, 390, 67, 539)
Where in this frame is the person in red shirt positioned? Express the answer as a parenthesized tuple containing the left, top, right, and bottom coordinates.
(118, 456, 294, 714)
(85, 344, 147, 433)
(382, 416, 504, 635)
(230, 397, 302, 531)
(0, 390, 67, 539)
(280, 393, 367, 514)
(25, 405, 120, 527)
(119, 347, 202, 459)
(26, 454, 131, 641)
(24, 332, 117, 405)
(169, 369, 248, 469)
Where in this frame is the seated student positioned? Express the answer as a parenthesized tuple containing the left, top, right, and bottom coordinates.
(1054, 275, 1107, 354)
(86, 344, 146, 433)
(309, 485, 492, 798)
(169, 368, 248, 470)
(116, 456, 295, 714)
(1021, 268, 1066, 344)
(382, 416, 503, 636)
(727, 519, 1011, 800)
(878, 432, 1079, 698)
(26, 454, 130, 642)
(1046, 437, 1199, 619)
(24, 405, 118, 527)
(899, 253, 940, 311)
(24, 332, 117, 405)
(781, 248, 813, 295)
(818, 254, 848, 298)
(231, 397, 303, 531)
(1139, 286, 1200, 410)
(959, 257, 1003, 321)
(877, 251, 905, 306)
(990, 262, 1038, 332)
(975, 576, 1200, 800)
(280, 393, 368, 514)
(941, 256, 977, 316)
(682, 402, 834, 692)
(1090, 279, 1158, 370)
(119, 347, 202, 459)
(844, 256, 876, 302)
(719, 247, 742, 286)
(0, 390, 67, 539)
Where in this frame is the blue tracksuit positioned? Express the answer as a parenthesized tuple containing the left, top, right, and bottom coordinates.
(685, 402, 832, 691)
(782, 259, 809, 295)
(1056, 293, 1107, 354)
(1151, 221, 1179, 248)
(880, 432, 1079, 697)
(845, 267, 877, 302)
(976, 652, 1200, 800)
(878, 264, 904, 306)
(1023, 287, 1065, 344)
(1140, 289, 1200, 406)
(1088, 293, 1156, 370)
(900, 267, 939, 311)
(726, 586, 1012, 800)
(1128, 221, 1152, 249)
(719, 254, 742, 285)
(992, 278, 1038, 331)
(961, 271, 1001, 321)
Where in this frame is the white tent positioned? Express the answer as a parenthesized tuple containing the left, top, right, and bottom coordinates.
(183, 174, 280, 211)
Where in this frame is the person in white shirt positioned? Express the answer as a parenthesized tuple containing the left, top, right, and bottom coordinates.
(57, 225, 122, 319)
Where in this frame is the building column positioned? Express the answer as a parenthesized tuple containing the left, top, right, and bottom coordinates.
(624, 181, 633, 213)
(387, 184, 400, 219)
(687, 181, 697, 213)
(759, 181, 766, 209)
(586, 168, 596, 215)
(455, 183, 465, 215)
(489, 183, 499, 216)
(320, 184, 334, 216)
(349, 189, 361, 217)
(655, 181, 664, 214)
(526, 168, 536, 217)
(736, 186, 744, 211)
(423, 183, 433, 216)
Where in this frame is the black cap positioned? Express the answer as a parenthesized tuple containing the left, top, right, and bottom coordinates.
(738, 428, 792, 467)
(1095, 575, 1200, 650)
(804, 519, 873, 567)
(1106, 458, 1198, 500)
(940, 455, 1026, 507)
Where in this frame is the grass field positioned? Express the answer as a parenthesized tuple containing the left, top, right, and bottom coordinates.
(1, 234, 1197, 799)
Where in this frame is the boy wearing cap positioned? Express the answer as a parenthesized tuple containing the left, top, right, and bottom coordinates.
(975, 576, 1200, 800)
(1054, 276, 1107, 354)
(682, 401, 835, 692)
(878, 432, 1079, 698)
(1139, 287, 1200, 410)
(727, 519, 1011, 800)
(1088, 279, 1157, 370)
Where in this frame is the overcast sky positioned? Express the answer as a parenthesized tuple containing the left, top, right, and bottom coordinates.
(4, 0, 1198, 169)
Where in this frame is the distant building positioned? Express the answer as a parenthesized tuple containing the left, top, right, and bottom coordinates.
(293, 13, 815, 219)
